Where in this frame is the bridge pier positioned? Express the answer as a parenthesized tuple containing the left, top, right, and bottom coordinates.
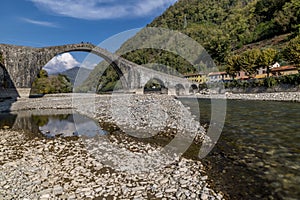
(135, 88, 144, 95)
(0, 88, 20, 99)
(168, 88, 177, 96)
(16, 88, 31, 98)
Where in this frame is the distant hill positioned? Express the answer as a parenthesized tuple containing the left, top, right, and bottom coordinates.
(79, 0, 300, 92)
(54, 67, 92, 85)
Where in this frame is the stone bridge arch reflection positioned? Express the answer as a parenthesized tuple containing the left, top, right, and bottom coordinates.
(3, 109, 107, 138)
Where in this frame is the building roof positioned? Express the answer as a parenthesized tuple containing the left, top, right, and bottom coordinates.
(208, 71, 227, 76)
(184, 72, 206, 77)
(271, 65, 297, 72)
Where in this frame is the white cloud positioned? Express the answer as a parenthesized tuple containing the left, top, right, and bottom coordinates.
(81, 60, 99, 70)
(21, 17, 58, 27)
(30, 0, 176, 20)
(44, 53, 80, 74)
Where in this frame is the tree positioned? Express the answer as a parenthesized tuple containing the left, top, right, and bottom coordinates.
(206, 35, 231, 65)
(258, 48, 279, 77)
(31, 70, 72, 95)
(275, 0, 300, 33)
(239, 48, 261, 76)
(225, 54, 241, 77)
(284, 35, 300, 67)
(38, 69, 48, 78)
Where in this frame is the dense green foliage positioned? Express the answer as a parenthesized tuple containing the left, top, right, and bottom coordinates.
(31, 70, 72, 95)
(226, 37, 300, 77)
(284, 35, 300, 66)
(80, 0, 300, 92)
(123, 49, 195, 74)
(226, 48, 280, 77)
(149, 0, 299, 64)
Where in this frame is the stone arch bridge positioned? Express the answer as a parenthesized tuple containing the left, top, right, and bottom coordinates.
(0, 43, 195, 97)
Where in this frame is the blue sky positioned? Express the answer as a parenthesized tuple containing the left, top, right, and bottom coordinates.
(0, 0, 176, 73)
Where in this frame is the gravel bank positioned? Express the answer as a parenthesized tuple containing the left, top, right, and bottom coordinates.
(0, 130, 223, 200)
(0, 94, 223, 199)
(193, 92, 300, 102)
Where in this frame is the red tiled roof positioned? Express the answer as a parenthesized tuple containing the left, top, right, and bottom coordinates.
(184, 72, 206, 77)
(208, 71, 227, 76)
(271, 65, 297, 72)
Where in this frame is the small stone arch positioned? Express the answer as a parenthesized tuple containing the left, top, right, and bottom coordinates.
(175, 84, 186, 96)
(143, 77, 168, 94)
(189, 84, 198, 94)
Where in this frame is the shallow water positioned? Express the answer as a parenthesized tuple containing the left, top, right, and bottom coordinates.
(0, 110, 107, 138)
(180, 98, 300, 200)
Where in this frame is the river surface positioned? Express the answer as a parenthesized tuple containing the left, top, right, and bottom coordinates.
(179, 98, 300, 200)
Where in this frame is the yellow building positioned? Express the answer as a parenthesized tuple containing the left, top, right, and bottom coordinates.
(184, 72, 208, 84)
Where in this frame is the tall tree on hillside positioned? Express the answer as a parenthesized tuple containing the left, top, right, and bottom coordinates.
(275, 0, 300, 33)
(206, 35, 231, 65)
(255, 0, 287, 21)
(258, 48, 279, 77)
(225, 54, 241, 77)
(284, 35, 300, 67)
(239, 48, 261, 76)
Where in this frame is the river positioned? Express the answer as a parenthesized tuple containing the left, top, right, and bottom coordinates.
(1, 98, 299, 199)
(179, 98, 300, 200)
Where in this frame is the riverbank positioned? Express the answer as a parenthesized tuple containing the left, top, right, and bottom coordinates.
(188, 91, 300, 102)
(0, 130, 223, 199)
(0, 94, 224, 199)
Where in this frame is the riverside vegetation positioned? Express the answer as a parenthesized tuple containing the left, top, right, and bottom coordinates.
(31, 70, 72, 96)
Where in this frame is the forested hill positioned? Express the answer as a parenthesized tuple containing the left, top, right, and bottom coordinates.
(79, 0, 300, 92)
(144, 0, 299, 64)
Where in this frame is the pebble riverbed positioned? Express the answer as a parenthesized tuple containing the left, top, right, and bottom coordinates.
(0, 94, 224, 199)
(194, 91, 300, 102)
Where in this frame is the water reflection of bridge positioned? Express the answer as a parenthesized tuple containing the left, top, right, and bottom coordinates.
(1, 109, 106, 138)
(0, 110, 72, 135)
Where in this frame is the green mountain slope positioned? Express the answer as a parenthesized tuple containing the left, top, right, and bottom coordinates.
(79, 0, 300, 92)
(147, 0, 299, 63)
